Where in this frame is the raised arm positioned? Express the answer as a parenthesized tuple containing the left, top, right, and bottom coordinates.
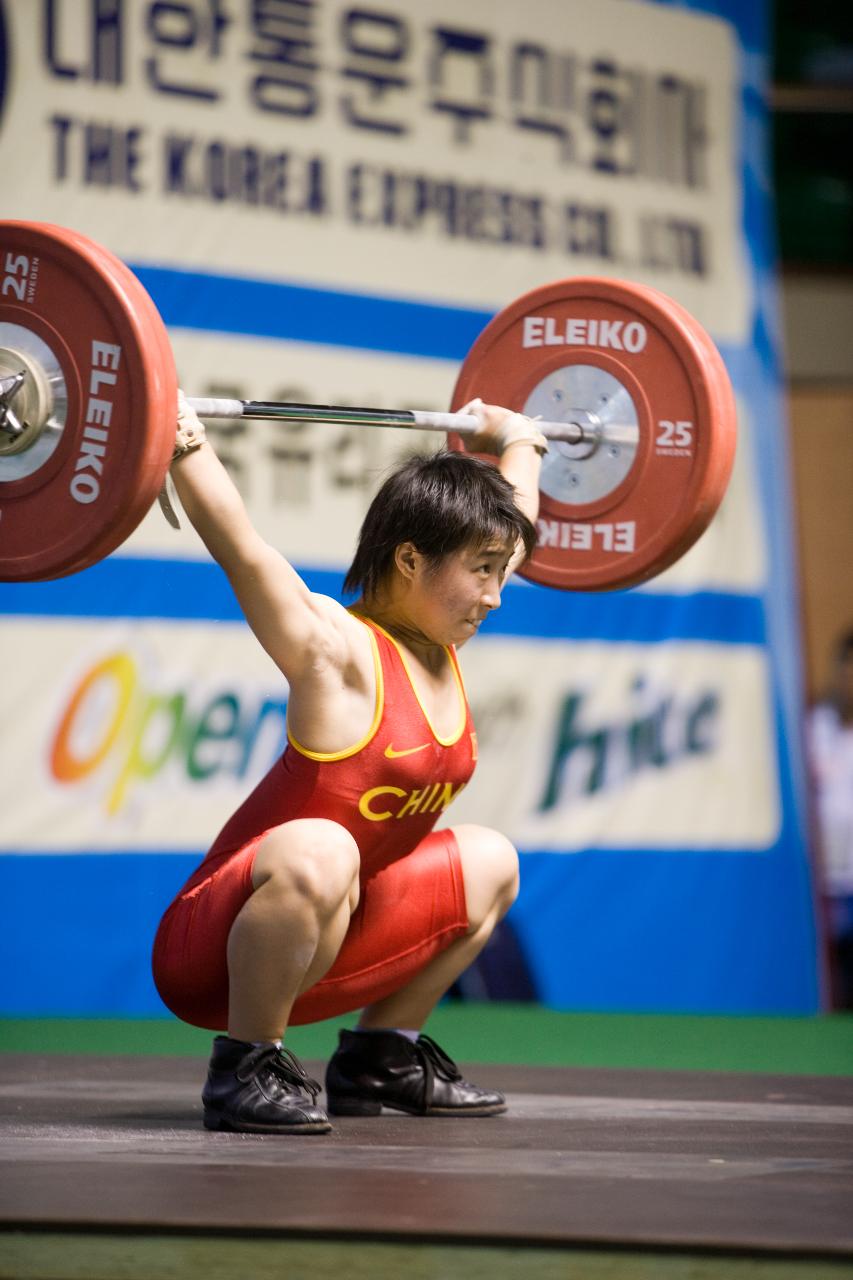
(168, 397, 347, 683)
(461, 399, 545, 574)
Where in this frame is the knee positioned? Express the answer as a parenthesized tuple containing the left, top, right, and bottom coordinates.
(453, 825, 520, 933)
(253, 820, 360, 919)
(492, 834, 521, 917)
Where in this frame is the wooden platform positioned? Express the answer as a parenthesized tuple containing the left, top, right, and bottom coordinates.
(1, 1053, 852, 1278)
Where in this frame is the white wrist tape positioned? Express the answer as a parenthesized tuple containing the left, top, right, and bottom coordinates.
(172, 391, 206, 461)
(497, 411, 549, 456)
(462, 398, 548, 456)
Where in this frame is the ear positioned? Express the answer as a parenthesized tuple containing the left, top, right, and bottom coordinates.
(393, 542, 421, 583)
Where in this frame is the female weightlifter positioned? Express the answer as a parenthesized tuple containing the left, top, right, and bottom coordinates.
(152, 394, 547, 1134)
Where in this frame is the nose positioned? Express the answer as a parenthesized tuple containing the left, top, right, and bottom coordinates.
(482, 577, 502, 611)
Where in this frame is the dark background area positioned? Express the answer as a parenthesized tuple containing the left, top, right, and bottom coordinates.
(773, 1, 853, 268)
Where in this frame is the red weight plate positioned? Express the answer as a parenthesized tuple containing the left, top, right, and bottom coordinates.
(37, 234, 181, 580)
(0, 221, 177, 581)
(450, 277, 736, 592)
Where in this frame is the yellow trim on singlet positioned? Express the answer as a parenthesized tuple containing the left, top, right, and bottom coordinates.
(286, 621, 384, 762)
(360, 617, 468, 747)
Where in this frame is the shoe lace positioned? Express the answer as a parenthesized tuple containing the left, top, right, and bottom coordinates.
(413, 1034, 462, 1106)
(237, 1044, 322, 1103)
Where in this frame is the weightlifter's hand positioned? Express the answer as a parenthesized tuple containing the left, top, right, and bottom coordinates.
(172, 390, 207, 462)
(460, 399, 548, 457)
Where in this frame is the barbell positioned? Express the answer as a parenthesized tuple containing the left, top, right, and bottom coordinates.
(0, 221, 736, 591)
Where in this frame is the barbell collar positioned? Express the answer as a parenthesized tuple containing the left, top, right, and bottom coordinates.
(0, 347, 56, 459)
(0, 370, 28, 437)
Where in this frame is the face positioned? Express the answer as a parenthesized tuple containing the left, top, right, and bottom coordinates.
(411, 536, 515, 645)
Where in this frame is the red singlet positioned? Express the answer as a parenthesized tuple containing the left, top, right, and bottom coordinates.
(152, 616, 477, 1028)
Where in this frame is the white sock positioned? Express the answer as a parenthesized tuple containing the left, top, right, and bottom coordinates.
(356, 1027, 420, 1042)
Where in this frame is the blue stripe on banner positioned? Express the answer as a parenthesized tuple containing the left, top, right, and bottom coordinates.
(0, 846, 815, 1016)
(0, 556, 766, 645)
(0, 853, 199, 1017)
(510, 845, 820, 1014)
(129, 264, 491, 361)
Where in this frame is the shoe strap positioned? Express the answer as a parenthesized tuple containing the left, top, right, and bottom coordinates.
(236, 1044, 322, 1101)
(413, 1035, 462, 1109)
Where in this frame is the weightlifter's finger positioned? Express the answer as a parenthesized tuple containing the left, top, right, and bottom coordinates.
(460, 399, 549, 457)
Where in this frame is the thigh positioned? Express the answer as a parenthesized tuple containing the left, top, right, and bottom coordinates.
(151, 817, 357, 1031)
(290, 827, 469, 1025)
(151, 836, 263, 1031)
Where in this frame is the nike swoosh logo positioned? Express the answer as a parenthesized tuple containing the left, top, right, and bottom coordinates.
(384, 742, 431, 758)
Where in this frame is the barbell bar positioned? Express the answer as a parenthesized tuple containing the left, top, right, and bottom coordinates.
(0, 220, 737, 590)
(0, 379, 593, 447)
(176, 398, 591, 445)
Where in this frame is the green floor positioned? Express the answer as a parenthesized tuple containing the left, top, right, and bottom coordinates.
(2, 1233, 852, 1280)
(2, 1004, 852, 1074)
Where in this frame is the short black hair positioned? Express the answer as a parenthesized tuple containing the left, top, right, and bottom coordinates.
(343, 450, 537, 599)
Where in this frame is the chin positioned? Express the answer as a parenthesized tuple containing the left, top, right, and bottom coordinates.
(455, 621, 479, 642)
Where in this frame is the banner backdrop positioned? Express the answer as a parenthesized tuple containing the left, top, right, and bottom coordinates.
(0, 0, 820, 1014)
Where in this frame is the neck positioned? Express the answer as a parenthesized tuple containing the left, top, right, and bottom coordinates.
(354, 597, 448, 669)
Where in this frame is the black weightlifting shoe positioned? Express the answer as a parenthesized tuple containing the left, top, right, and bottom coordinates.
(325, 1029, 507, 1117)
(202, 1035, 332, 1134)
